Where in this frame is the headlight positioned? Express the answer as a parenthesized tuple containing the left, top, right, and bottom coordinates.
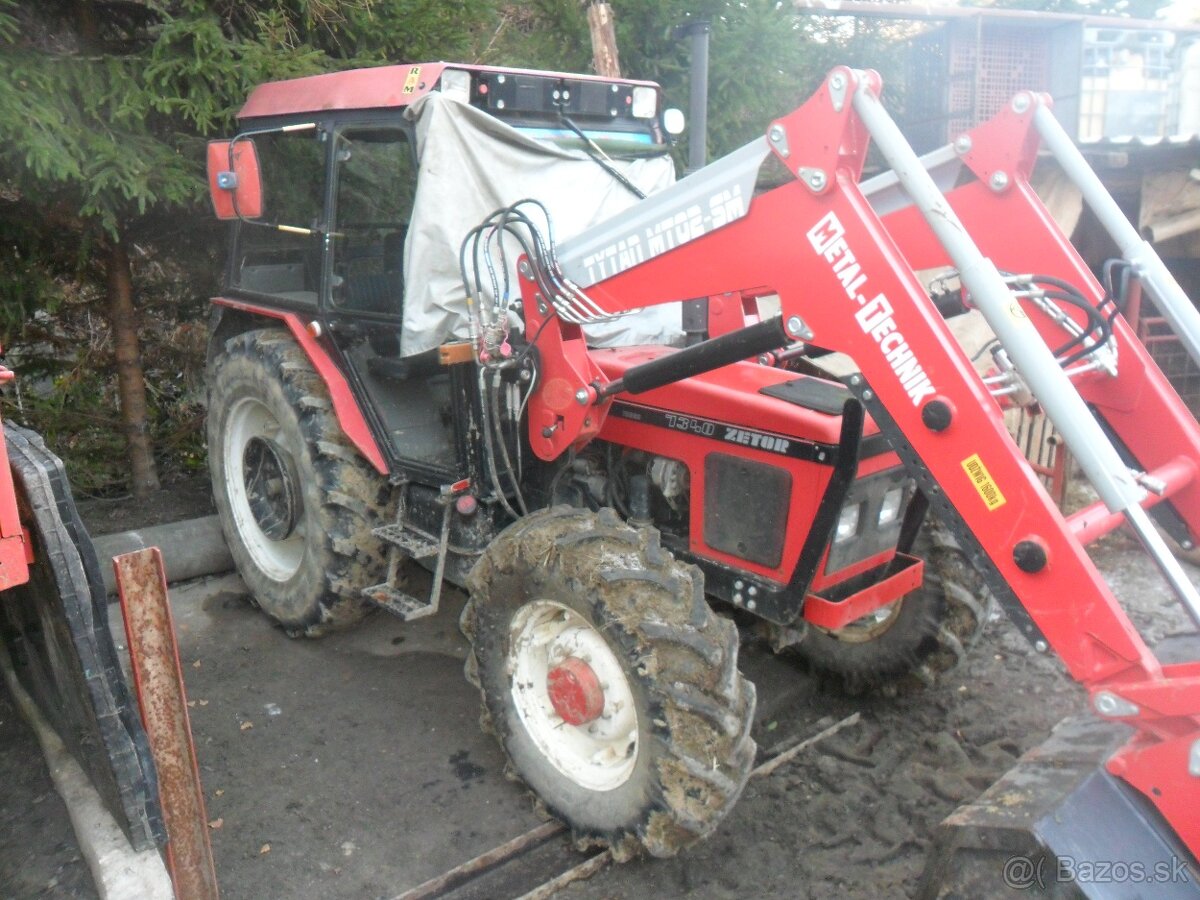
(878, 487, 905, 527)
(834, 503, 861, 543)
(439, 68, 471, 103)
(631, 86, 657, 119)
(662, 107, 685, 135)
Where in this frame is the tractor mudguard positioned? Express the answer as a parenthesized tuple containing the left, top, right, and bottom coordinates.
(210, 298, 388, 474)
(1, 423, 164, 850)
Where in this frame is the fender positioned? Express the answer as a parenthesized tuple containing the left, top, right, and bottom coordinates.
(211, 298, 388, 475)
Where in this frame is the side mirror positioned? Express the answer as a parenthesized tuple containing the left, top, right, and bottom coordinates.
(207, 139, 263, 220)
(662, 108, 686, 137)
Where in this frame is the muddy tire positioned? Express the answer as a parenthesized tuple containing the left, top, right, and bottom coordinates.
(785, 520, 992, 691)
(207, 329, 389, 636)
(462, 507, 756, 860)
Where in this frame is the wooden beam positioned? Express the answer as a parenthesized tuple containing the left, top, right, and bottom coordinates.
(584, 1, 621, 78)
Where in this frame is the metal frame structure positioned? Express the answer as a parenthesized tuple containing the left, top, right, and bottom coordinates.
(0, 360, 31, 590)
(522, 68, 1200, 856)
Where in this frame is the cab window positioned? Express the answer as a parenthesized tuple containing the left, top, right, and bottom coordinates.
(229, 128, 327, 306)
(329, 127, 416, 316)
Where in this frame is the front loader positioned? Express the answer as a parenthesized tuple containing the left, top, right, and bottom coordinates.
(205, 61, 1200, 882)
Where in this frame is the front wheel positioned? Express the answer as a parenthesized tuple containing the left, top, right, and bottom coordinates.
(784, 519, 993, 691)
(462, 507, 756, 860)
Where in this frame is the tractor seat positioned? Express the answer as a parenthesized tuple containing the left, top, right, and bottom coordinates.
(345, 270, 403, 313)
(341, 228, 406, 315)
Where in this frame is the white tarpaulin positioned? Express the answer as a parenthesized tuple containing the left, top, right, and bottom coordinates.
(401, 92, 682, 357)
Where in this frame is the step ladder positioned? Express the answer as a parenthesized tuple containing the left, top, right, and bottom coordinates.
(362, 481, 452, 622)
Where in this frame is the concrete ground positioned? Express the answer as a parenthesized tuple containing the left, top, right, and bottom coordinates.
(4, 539, 1197, 899)
(104, 571, 851, 899)
(0, 681, 98, 899)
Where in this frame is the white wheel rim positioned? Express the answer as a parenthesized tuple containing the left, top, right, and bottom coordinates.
(507, 600, 639, 792)
(223, 396, 305, 581)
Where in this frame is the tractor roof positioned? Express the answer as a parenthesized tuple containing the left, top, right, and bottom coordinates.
(238, 62, 660, 121)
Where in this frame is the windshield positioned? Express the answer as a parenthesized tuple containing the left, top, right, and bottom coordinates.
(515, 126, 667, 159)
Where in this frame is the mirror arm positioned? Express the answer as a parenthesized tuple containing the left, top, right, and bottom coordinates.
(224, 122, 320, 224)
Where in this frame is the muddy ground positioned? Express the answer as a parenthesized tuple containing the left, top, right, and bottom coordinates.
(2, 483, 1196, 899)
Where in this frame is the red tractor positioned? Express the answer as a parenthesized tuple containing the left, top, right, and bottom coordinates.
(206, 62, 1200, 876)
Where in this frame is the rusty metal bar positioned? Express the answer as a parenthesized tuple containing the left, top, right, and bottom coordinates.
(392, 821, 565, 900)
(751, 712, 862, 779)
(115, 547, 219, 900)
(514, 851, 612, 900)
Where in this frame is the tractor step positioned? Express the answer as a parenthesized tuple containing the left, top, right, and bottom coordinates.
(371, 523, 439, 559)
(364, 498, 453, 622)
(361, 583, 439, 621)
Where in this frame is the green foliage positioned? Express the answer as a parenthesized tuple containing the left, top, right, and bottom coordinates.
(143, 12, 327, 135)
(473, 2, 914, 162)
(479, 1, 883, 161)
(2, 44, 176, 234)
(0, 0, 924, 496)
(618, 1, 813, 159)
(0, 213, 67, 343)
(0, 223, 211, 496)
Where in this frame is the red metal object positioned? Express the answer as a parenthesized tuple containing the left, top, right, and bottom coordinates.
(0, 369, 32, 590)
(803, 553, 924, 630)
(1068, 456, 1196, 546)
(212, 298, 388, 474)
(546, 658, 605, 726)
(593, 349, 899, 586)
(115, 548, 219, 900)
(706, 290, 768, 338)
(212, 60, 1200, 857)
(0, 535, 30, 591)
(522, 300, 610, 461)
(520, 70, 1200, 856)
(206, 140, 262, 221)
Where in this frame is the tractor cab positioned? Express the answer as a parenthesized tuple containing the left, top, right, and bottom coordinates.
(207, 63, 680, 483)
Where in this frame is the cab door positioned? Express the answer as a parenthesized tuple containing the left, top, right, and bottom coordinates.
(323, 123, 461, 479)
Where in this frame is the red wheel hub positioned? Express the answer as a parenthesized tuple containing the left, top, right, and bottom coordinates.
(546, 657, 605, 726)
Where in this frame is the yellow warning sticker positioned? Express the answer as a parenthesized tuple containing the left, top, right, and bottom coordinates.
(962, 453, 1007, 510)
(402, 66, 421, 95)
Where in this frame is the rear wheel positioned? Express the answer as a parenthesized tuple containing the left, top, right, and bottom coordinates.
(207, 329, 390, 635)
(462, 507, 756, 860)
(784, 520, 992, 691)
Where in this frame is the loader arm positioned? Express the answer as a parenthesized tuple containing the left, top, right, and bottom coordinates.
(516, 67, 1200, 858)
